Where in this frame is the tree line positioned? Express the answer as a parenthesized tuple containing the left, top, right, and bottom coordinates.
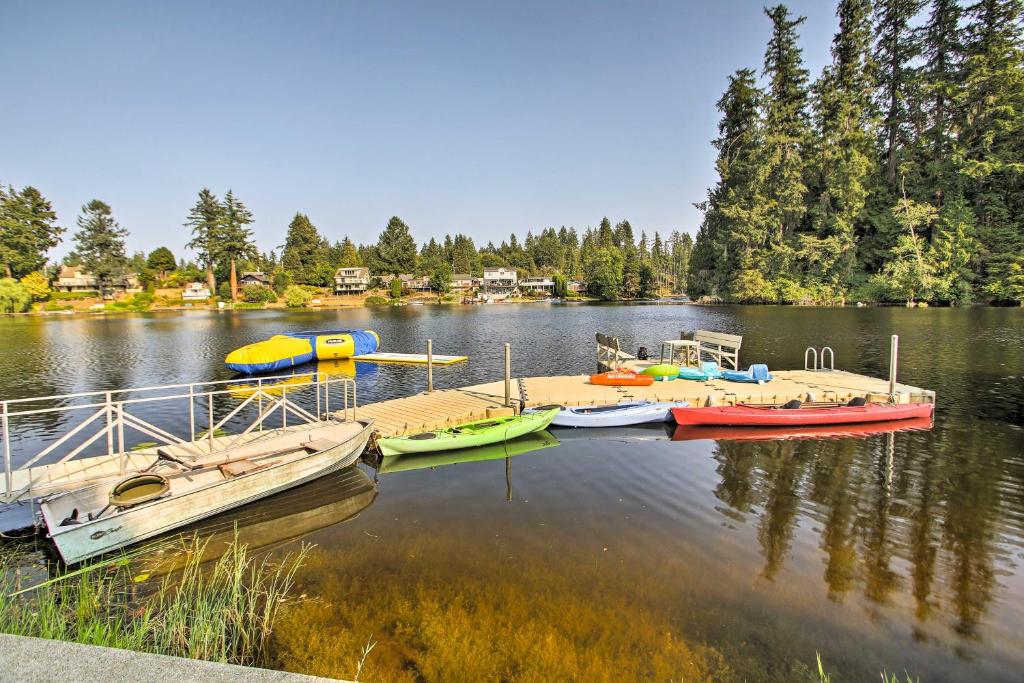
(0, 183, 693, 302)
(689, 0, 1024, 305)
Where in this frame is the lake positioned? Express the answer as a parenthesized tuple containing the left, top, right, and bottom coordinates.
(1, 304, 1022, 681)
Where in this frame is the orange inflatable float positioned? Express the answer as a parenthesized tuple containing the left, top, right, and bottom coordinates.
(589, 371, 655, 387)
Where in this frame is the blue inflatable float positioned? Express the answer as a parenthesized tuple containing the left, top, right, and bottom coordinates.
(225, 329, 380, 374)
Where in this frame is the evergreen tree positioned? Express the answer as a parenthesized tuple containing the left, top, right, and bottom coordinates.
(874, 0, 925, 187)
(185, 188, 223, 292)
(338, 237, 361, 267)
(281, 213, 326, 284)
(219, 190, 257, 300)
(761, 5, 811, 244)
(73, 200, 128, 297)
(956, 0, 1024, 298)
(807, 0, 876, 291)
(375, 216, 417, 276)
(0, 185, 63, 279)
(146, 247, 176, 278)
(689, 68, 763, 297)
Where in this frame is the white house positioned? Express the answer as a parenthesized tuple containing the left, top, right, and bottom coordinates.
(181, 282, 211, 300)
(519, 276, 555, 294)
(334, 267, 370, 294)
(482, 267, 518, 296)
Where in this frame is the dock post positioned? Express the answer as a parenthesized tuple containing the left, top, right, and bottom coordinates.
(208, 393, 215, 452)
(504, 343, 511, 407)
(2, 401, 10, 503)
(105, 391, 114, 458)
(116, 402, 126, 475)
(427, 339, 434, 393)
(189, 384, 196, 440)
(888, 334, 899, 398)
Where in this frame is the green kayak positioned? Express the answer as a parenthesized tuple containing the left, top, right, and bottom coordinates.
(378, 430, 559, 473)
(375, 408, 559, 457)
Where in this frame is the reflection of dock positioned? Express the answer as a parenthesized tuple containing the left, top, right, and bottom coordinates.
(349, 369, 934, 439)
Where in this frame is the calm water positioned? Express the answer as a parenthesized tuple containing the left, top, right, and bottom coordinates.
(1, 304, 1022, 681)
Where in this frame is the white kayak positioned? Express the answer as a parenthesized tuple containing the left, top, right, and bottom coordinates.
(527, 401, 689, 428)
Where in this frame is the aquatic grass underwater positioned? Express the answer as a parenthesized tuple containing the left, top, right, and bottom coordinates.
(0, 535, 309, 667)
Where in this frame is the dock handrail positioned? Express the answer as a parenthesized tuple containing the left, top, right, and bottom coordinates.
(804, 346, 835, 372)
(1, 372, 357, 504)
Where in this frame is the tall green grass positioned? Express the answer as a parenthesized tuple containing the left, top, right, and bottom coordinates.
(0, 535, 309, 667)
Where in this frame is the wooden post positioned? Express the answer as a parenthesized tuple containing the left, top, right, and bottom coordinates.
(427, 339, 434, 393)
(504, 343, 511, 408)
(2, 401, 10, 503)
(888, 334, 899, 398)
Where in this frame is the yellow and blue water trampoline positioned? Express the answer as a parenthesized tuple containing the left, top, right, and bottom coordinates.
(225, 329, 380, 374)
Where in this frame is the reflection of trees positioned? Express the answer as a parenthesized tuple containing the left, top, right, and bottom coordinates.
(755, 442, 807, 581)
(809, 440, 860, 601)
(710, 425, 1010, 643)
(941, 435, 1001, 639)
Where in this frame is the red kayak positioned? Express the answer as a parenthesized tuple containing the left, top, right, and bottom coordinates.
(589, 371, 654, 387)
(672, 415, 934, 442)
(671, 401, 934, 427)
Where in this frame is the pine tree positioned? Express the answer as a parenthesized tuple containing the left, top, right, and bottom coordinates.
(375, 216, 417, 276)
(874, 0, 925, 187)
(689, 68, 763, 297)
(806, 0, 876, 291)
(219, 190, 257, 300)
(146, 247, 176, 278)
(338, 237, 361, 267)
(0, 185, 63, 278)
(74, 200, 128, 297)
(281, 213, 326, 284)
(185, 188, 223, 292)
(761, 5, 811, 245)
(956, 0, 1024, 299)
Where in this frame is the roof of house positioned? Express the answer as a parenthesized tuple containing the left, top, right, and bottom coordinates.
(483, 267, 516, 274)
(451, 273, 471, 280)
(240, 272, 269, 283)
(58, 264, 88, 279)
(335, 266, 369, 275)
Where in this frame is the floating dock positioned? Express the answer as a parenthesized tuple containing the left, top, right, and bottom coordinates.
(348, 369, 934, 439)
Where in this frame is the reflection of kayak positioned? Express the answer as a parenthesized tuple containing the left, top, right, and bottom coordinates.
(672, 416, 934, 442)
(378, 431, 559, 473)
(375, 409, 559, 457)
(549, 423, 674, 443)
(527, 401, 687, 428)
(671, 401, 934, 427)
(134, 467, 377, 576)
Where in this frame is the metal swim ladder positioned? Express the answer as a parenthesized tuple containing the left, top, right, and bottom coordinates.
(804, 346, 835, 371)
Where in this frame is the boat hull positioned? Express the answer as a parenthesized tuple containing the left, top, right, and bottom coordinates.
(376, 410, 557, 456)
(42, 421, 374, 565)
(544, 402, 688, 428)
(672, 415, 934, 441)
(671, 402, 934, 427)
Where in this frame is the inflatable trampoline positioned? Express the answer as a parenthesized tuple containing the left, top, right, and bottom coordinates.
(226, 329, 380, 374)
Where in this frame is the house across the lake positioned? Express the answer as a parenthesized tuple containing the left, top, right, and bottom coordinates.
(334, 267, 370, 295)
(519, 276, 555, 294)
(181, 282, 211, 300)
(54, 265, 141, 297)
(238, 272, 270, 287)
(482, 267, 517, 297)
(451, 274, 475, 291)
(568, 280, 587, 294)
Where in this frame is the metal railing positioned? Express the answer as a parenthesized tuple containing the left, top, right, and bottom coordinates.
(1, 372, 357, 504)
(804, 346, 835, 371)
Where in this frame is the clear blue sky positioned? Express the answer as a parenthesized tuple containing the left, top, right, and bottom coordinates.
(1, 0, 837, 260)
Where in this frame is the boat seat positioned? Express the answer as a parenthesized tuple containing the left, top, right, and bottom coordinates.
(301, 438, 339, 452)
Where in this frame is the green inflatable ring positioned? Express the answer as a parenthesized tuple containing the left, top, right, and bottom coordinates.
(641, 364, 679, 381)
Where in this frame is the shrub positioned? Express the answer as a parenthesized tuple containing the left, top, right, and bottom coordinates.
(242, 284, 277, 304)
(283, 285, 312, 308)
(389, 278, 403, 299)
(52, 291, 96, 301)
(20, 272, 51, 301)
(0, 278, 32, 313)
(364, 296, 388, 306)
(272, 272, 292, 296)
(217, 282, 232, 300)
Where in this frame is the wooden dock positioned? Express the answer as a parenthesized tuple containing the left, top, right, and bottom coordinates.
(345, 366, 935, 439)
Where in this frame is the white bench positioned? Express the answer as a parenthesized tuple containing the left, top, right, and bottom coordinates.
(596, 333, 635, 369)
(686, 330, 743, 370)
